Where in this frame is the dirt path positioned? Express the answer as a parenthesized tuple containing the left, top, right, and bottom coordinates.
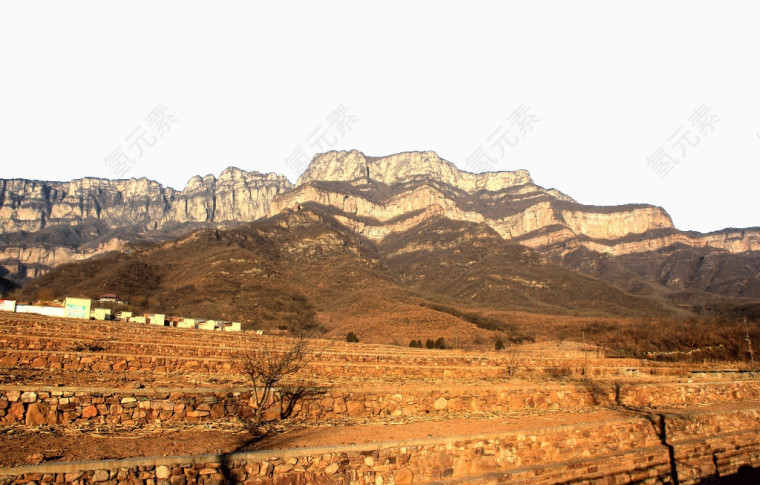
(244, 410, 627, 450)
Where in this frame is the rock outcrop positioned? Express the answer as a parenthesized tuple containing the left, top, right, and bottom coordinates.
(298, 150, 533, 192)
(0, 238, 124, 271)
(0, 168, 291, 233)
(280, 150, 760, 257)
(0, 168, 291, 282)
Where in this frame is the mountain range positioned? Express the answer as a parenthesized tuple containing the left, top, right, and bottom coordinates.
(3, 150, 760, 338)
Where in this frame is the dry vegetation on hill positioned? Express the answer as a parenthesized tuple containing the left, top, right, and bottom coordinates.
(10, 206, 759, 358)
(380, 217, 672, 318)
(559, 244, 760, 304)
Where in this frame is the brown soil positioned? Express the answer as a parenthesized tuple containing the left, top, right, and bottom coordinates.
(0, 426, 250, 467)
(0, 365, 249, 389)
(244, 410, 628, 450)
(0, 410, 627, 468)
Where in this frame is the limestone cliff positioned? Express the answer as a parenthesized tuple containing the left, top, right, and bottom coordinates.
(0, 168, 290, 233)
(283, 150, 760, 301)
(283, 150, 760, 257)
(298, 150, 533, 192)
(0, 168, 291, 282)
(277, 151, 675, 252)
(0, 178, 170, 233)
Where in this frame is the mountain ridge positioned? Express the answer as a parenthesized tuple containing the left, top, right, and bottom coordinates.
(2, 150, 759, 306)
(15, 206, 677, 344)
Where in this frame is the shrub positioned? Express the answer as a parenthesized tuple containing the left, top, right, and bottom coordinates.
(495, 339, 505, 351)
(585, 318, 760, 362)
(68, 341, 105, 352)
(235, 332, 323, 427)
(546, 366, 573, 379)
(346, 332, 359, 343)
(425, 339, 435, 349)
(435, 337, 446, 349)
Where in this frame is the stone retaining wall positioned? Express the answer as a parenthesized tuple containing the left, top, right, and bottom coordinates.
(0, 334, 610, 366)
(0, 329, 703, 373)
(0, 385, 600, 426)
(2, 382, 759, 426)
(623, 381, 760, 407)
(1, 412, 759, 484)
(665, 406, 760, 441)
(0, 348, 695, 380)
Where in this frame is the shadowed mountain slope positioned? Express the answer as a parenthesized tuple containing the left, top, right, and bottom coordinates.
(16, 206, 677, 344)
(379, 217, 670, 318)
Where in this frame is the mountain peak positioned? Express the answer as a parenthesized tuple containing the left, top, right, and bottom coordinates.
(297, 150, 533, 193)
(297, 149, 369, 186)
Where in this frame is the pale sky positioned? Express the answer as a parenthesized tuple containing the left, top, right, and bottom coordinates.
(1, 1, 758, 233)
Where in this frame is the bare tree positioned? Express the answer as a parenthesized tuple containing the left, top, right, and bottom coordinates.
(744, 318, 756, 378)
(235, 331, 325, 427)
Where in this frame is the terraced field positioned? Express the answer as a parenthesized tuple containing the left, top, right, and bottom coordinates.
(1, 311, 759, 484)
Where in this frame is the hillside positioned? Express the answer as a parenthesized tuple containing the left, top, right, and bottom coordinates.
(15, 206, 678, 345)
(379, 217, 669, 317)
(558, 245, 760, 306)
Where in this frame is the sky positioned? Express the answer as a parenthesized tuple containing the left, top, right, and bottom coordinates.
(1, 1, 758, 233)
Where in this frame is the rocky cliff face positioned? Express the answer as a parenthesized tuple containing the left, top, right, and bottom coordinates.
(278, 150, 760, 257)
(0, 178, 170, 233)
(160, 168, 289, 229)
(280, 150, 760, 302)
(299, 150, 533, 192)
(0, 168, 290, 233)
(0, 168, 291, 282)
